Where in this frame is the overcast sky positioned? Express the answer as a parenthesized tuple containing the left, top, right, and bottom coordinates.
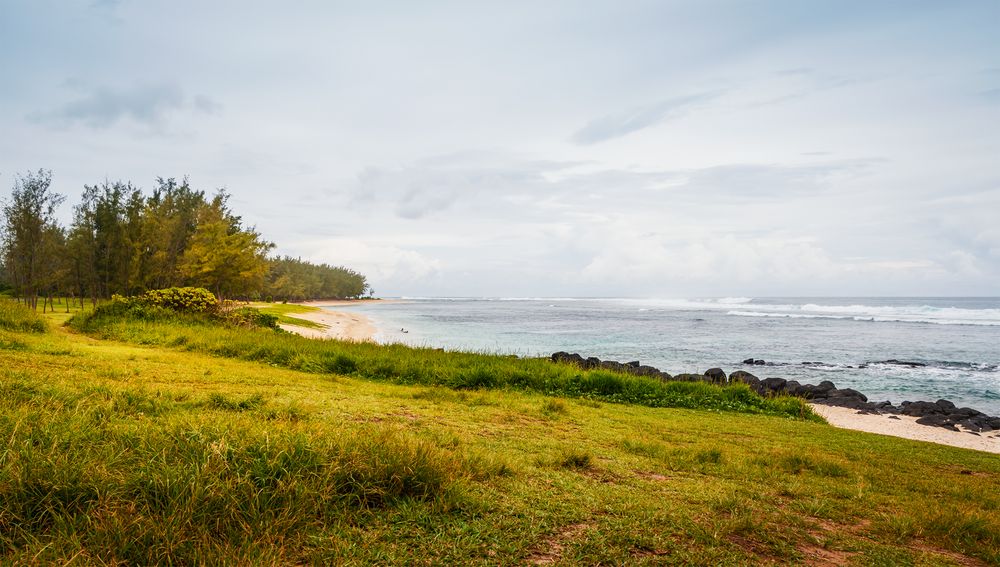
(1, 1, 998, 297)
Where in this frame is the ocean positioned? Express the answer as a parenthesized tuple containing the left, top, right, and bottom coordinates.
(330, 297, 1000, 415)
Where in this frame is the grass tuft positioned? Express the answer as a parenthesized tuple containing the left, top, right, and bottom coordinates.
(0, 300, 46, 334)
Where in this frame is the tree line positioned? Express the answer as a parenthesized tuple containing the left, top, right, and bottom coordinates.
(1, 170, 369, 310)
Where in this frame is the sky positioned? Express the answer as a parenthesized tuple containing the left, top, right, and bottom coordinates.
(1, 0, 998, 297)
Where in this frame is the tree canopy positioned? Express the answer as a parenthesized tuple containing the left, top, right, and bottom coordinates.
(1, 172, 369, 307)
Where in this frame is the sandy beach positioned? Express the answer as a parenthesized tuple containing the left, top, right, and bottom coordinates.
(810, 404, 1000, 454)
(278, 301, 381, 341)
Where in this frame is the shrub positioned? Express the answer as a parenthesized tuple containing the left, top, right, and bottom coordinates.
(0, 299, 46, 333)
(136, 287, 219, 313)
(217, 307, 280, 330)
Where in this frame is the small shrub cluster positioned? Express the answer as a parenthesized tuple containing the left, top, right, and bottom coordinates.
(137, 287, 219, 312)
(97, 288, 278, 331)
(0, 299, 47, 333)
(216, 306, 280, 330)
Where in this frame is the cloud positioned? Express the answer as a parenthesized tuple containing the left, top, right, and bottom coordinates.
(289, 237, 442, 290)
(981, 88, 1000, 103)
(29, 83, 220, 131)
(571, 92, 719, 145)
(351, 152, 582, 220)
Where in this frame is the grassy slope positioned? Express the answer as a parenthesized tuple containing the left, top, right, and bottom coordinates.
(0, 309, 998, 564)
(250, 302, 327, 329)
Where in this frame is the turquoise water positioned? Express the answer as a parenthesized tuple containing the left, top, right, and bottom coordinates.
(330, 297, 1000, 414)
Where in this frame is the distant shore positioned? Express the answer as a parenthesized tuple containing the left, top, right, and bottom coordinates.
(278, 299, 393, 341)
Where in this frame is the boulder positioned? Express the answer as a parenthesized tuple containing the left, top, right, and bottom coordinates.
(759, 377, 788, 395)
(784, 380, 803, 396)
(632, 365, 661, 378)
(935, 399, 956, 411)
(552, 352, 585, 366)
(704, 368, 727, 384)
(673, 373, 705, 382)
(900, 401, 940, 417)
(880, 359, 927, 367)
(599, 360, 625, 373)
(729, 370, 760, 389)
(828, 388, 867, 402)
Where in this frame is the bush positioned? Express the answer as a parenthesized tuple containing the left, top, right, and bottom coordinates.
(95, 289, 278, 331)
(217, 307, 280, 330)
(135, 287, 219, 313)
(0, 299, 46, 333)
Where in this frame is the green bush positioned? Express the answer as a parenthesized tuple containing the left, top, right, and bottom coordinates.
(217, 307, 280, 330)
(0, 299, 47, 333)
(96, 289, 278, 331)
(136, 287, 219, 313)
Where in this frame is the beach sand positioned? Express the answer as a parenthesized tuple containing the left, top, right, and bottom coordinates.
(810, 404, 1000, 454)
(278, 301, 379, 342)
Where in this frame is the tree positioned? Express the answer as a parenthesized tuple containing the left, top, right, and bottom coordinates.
(1, 170, 65, 310)
(178, 191, 273, 299)
(140, 177, 206, 289)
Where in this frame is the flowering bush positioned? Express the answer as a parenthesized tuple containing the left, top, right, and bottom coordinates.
(103, 288, 277, 330)
(138, 287, 219, 313)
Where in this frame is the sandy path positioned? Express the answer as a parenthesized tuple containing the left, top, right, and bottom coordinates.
(279, 307, 376, 342)
(810, 404, 1000, 454)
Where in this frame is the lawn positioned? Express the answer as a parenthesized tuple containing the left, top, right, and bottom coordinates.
(0, 301, 997, 565)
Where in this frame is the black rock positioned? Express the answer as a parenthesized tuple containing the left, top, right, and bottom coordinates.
(880, 359, 927, 368)
(704, 368, 727, 384)
(625, 361, 640, 368)
(935, 399, 956, 411)
(918, 416, 944, 425)
(759, 377, 788, 394)
(743, 358, 755, 365)
(584, 357, 601, 369)
(599, 360, 625, 373)
(729, 370, 760, 388)
(632, 365, 661, 377)
(552, 352, 585, 366)
(828, 388, 868, 402)
(673, 373, 703, 382)
(900, 401, 940, 417)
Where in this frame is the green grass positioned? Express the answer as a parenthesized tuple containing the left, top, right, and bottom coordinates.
(251, 302, 327, 329)
(0, 299, 48, 334)
(0, 308, 996, 564)
(68, 307, 815, 420)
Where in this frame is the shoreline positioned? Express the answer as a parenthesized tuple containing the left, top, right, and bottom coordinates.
(278, 304, 378, 342)
(276, 302, 1000, 454)
(810, 404, 1000, 454)
(296, 298, 404, 307)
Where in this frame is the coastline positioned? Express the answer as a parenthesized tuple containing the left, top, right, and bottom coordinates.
(297, 298, 402, 308)
(278, 301, 380, 341)
(810, 404, 1000, 454)
(276, 299, 1000, 454)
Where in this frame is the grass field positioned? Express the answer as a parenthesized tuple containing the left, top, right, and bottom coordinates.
(250, 302, 327, 330)
(1, 299, 998, 565)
